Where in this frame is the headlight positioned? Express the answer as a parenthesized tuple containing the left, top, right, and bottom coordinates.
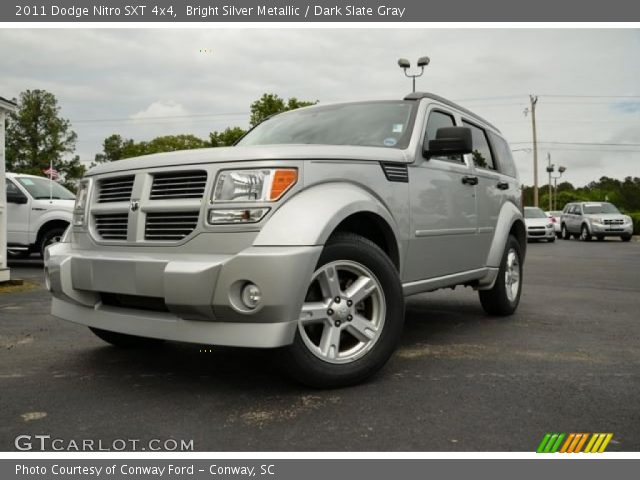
(212, 168, 297, 202)
(72, 179, 91, 227)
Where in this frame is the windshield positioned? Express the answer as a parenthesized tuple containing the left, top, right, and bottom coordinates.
(237, 101, 418, 149)
(15, 176, 75, 200)
(583, 203, 620, 214)
(524, 207, 548, 219)
(547, 211, 562, 217)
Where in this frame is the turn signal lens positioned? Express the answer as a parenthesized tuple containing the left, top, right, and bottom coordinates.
(269, 169, 297, 200)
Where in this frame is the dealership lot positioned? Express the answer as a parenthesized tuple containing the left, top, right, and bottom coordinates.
(1, 239, 639, 451)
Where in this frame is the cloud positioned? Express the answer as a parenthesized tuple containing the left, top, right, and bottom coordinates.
(0, 28, 638, 186)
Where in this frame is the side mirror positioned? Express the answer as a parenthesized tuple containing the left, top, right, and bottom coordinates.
(425, 127, 473, 158)
(6, 191, 28, 204)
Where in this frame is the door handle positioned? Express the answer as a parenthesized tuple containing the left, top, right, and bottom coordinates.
(462, 175, 478, 186)
(496, 181, 509, 190)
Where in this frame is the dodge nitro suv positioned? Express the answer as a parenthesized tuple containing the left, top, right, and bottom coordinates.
(45, 92, 526, 387)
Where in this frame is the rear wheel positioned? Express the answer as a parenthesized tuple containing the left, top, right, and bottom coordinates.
(580, 224, 592, 242)
(280, 233, 404, 388)
(89, 327, 165, 348)
(561, 224, 571, 240)
(479, 235, 523, 316)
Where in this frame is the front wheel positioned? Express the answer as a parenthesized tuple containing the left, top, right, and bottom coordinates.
(280, 233, 404, 388)
(621, 234, 632, 242)
(580, 224, 592, 242)
(40, 227, 67, 257)
(561, 224, 571, 240)
(479, 235, 523, 316)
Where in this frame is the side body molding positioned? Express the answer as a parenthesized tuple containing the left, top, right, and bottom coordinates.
(254, 182, 400, 247)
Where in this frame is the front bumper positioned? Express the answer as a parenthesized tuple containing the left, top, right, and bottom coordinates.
(527, 227, 555, 240)
(45, 242, 321, 348)
(588, 223, 633, 236)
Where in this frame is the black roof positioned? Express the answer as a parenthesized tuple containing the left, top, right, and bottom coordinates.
(404, 92, 500, 133)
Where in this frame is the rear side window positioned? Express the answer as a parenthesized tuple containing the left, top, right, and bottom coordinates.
(463, 120, 495, 170)
(425, 110, 463, 163)
(488, 132, 517, 178)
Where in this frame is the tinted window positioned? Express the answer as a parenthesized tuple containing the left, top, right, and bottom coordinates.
(488, 132, 517, 177)
(238, 101, 417, 149)
(6, 180, 22, 197)
(463, 121, 495, 170)
(424, 110, 462, 163)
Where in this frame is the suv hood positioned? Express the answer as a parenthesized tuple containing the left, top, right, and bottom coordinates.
(87, 145, 412, 176)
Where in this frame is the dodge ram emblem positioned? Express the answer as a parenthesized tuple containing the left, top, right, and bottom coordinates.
(130, 200, 140, 212)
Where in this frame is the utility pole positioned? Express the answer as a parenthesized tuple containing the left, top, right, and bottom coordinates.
(529, 95, 539, 207)
(547, 153, 553, 212)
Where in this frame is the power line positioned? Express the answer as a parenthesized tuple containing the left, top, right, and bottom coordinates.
(72, 111, 249, 124)
(511, 141, 640, 147)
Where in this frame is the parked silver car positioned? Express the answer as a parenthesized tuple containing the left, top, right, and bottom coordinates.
(45, 92, 526, 387)
(524, 207, 555, 242)
(560, 201, 633, 241)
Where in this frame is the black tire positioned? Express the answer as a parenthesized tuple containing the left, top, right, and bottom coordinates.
(548, 237, 555, 243)
(89, 327, 165, 348)
(39, 227, 67, 257)
(280, 233, 404, 388)
(561, 224, 571, 240)
(597, 235, 604, 241)
(621, 234, 632, 242)
(580, 224, 592, 242)
(479, 234, 523, 316)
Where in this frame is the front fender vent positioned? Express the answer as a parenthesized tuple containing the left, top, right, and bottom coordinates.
(380, 162, 409, 183)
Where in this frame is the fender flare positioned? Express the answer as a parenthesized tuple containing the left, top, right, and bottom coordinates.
(485, 201, 526, 268)
(30, 211, 73, 245)
(254, 182, 400, 247)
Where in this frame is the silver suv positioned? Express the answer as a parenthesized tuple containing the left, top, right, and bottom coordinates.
(560, 201, 633, 242)
(45, 92, 526, 387)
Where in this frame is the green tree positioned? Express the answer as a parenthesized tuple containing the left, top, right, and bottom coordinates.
(209, 127, 246, 147)
(6, 89, 83, 183)
(249, 93, 317, 127)
(93, 134, 137, 164)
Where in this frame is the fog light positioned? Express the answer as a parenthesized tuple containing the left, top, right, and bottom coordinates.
(241, 283, 262, 309)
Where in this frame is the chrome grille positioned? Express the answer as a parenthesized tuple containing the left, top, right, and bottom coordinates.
(144, 211, 200, 241)
(150, 171, 207, 200)
(97, 176, 135, 203)
(94, 213, 129, 240)
(604, 219, 624, 225)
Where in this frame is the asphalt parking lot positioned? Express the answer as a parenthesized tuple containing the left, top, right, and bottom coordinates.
(1, 238, 639, 452)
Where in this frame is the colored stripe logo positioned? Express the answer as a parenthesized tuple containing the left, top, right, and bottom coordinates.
(537, 433, 613, 453)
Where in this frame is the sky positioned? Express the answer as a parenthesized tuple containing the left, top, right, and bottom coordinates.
(1, 28, 639, 187)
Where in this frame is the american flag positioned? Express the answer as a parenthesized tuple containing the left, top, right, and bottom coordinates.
(43, 167, 59, 179)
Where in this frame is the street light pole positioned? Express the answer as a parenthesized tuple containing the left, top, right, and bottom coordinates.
(528, 95, 539, 207)
(398, 57, 430, 93)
